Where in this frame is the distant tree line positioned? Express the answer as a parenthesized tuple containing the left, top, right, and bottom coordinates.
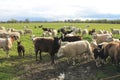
(1, 18, 120, 24)
(0, 18, 30, 23)
(64, 19, 120, 24)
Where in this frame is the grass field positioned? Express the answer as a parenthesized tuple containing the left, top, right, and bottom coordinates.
(0, 22, 120, 80)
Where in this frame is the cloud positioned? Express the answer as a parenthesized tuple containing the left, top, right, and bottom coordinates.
(0, 0, 120, 21)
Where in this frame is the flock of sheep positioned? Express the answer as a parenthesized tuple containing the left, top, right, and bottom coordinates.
(0, 25, 120, 71)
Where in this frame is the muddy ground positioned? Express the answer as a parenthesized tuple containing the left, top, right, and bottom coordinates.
(13, 57, 120, 80)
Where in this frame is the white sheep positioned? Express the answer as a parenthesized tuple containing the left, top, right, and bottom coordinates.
(42, 31, 52, 37)
(82, 29, 88, 36)
(111, 28, 120, 35)
(0, 26, 6, 31)
(57, 40, 93, 64)
(92, 33, 112, 44)
(24, 29, 33, 34)
(0, 36, 14, 57)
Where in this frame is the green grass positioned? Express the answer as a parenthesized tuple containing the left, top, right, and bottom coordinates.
(0, 22, 120, 80)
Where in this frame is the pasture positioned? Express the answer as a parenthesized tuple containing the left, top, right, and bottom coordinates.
(0, 22, 120, 80)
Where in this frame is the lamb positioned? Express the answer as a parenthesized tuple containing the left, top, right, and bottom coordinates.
(57, 40, 94, 64)
(17, 41, 25, 57)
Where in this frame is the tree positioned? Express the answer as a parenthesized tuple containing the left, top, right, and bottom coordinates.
(24, 18, 30, 23)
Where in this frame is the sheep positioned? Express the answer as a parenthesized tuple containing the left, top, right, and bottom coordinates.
(111, 28, 120, 35)
(24, 29, 33, 34)
(60, 35, 82, 42)
(11, 29, 24, 35)
(103, 41, 120, 71)
(17, 41, 25, 57)
(57, 27, 73, 36)
(0, 26, 6, 31)
(8, 32, 20, 40)
(33, 37, 60, 64)
(0, 36, 15, 57)
(89, 29, 95, 35)
(51, 29, 57, 37)
(93, 41, 120, 71)
(82, 29, 88, 36)
(57, 40, 94, 64)
(92, 33, 113, 44)
(42, 31, 52, 37)
(42, 27, 53, 32)
(92, 42, 108, 67)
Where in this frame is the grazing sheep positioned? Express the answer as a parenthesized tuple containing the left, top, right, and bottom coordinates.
(0, 26, 6, 31)
(57, 40, 94, 64)
(92, 33, 112, 44)
(111, 28, 120, 35)
(89, 29, 95, 35)
(82, 29, 88, 36)
(42, 31, 52, 37)
(93, 42, 108, 67)
(17, 41, 25, 57)
(103, 41, 120, 71)
(38, 25, 43, 28)
(8, 32, 20, 40)
(57, 28, 73, 36)
(24, 29, 33, 34)
(33, 37, 60, 64)
(11, 29, 24, 35)
(93, 41, 120, 71)
(60, 35, 82, 42)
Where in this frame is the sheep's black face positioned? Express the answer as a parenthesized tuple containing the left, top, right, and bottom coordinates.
(54, 37, 60, 44)
(93, 48, 100, 59)
(93, 48, 105, 67)
(17, 41, 21, 45)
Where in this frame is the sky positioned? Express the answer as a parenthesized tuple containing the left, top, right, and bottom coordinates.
(0, 0, 120, 21)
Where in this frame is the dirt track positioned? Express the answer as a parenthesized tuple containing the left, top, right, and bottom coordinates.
(12, 58, 119, 80)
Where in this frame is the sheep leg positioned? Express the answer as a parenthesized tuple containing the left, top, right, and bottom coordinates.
(114, 55, 120, 72)
(23, 50, 25, 57)
(50, 53, 55, 64)
(115, 60, 120, 72)
(39, 51, 42, 60)
(35, 50, 38, 61)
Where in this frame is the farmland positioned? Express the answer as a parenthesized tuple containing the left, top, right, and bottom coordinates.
(0, 22, 120, 80)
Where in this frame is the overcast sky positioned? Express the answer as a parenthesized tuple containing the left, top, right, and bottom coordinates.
(0, 0, 120, 21)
